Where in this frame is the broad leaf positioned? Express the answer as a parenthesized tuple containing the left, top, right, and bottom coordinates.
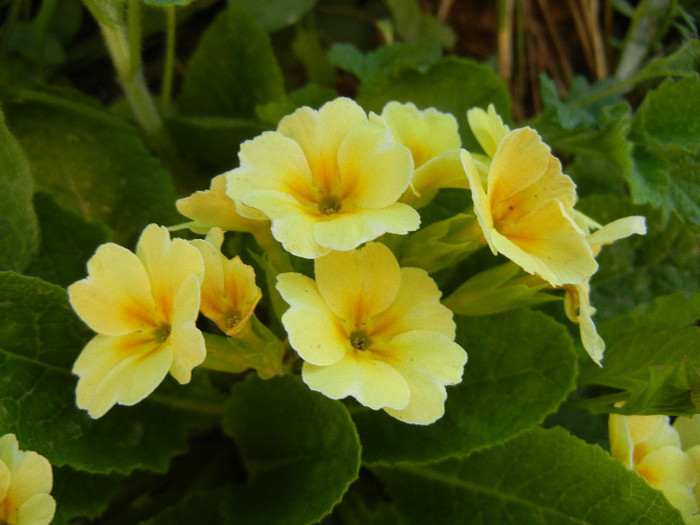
(374, 426, 684, 524)
(578, 292, 700, 415)
(221, 375, 361, 525)
(24, 192, 111, 287)
(358, 57, 512, 151)
(177, 6, 286, 119)
(0, 272, 218, 473)
(51, 467, 122, 525)
(384, 0, 456, 48)
(2, 90, 181, 246)
(627, 76, 700, 229)
(229, 0, 319, 32)
(353, 309, 577, 464)
(0, 106, 38, 272)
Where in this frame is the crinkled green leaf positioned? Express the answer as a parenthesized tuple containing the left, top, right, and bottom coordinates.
(0, 272, 218, 474)
(221, 375, 361, 525)
(320, 474, 401, 525)
(384, 0, 456, 48)
(177, 6, 286, 118)
(328, 41, 442, 89)
(24, 191, 111, 287)
(230, 0, 319, 32)
(357, 57, 512, 151)
(0, 107, 38, 272)
(2, 91, 180, 246)
(627, 76, 700, 229)
(575, 195, 699, 318)
(140, 488, 228, 525)
(141, 0, 197, 5)
(628, 38, 700, 84)
(373, 426, 684, 525)
(578, 292, 700, 415)
(353, 309, 577, 464)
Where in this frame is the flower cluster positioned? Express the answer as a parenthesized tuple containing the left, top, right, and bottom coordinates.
(0, 434, 55, 525)
(610, 414, 700, 523)
(67, 97, 645, 426)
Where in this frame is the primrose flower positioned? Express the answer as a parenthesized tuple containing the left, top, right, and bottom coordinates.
(0, 434, 55, 525)
(461, 107, 597, 287)
(175, 174, 265, 235)
(370, 101, 467, 206)
(563, 213, 647, 365)
(609, 414, 699, 523)
(68, 224, 206, 418)
(190, 228, 262, 336)
(226, 97, 420, 259)
(276, 242, 467, 425)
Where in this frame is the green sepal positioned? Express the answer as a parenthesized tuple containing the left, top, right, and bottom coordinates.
(444, 262, 560, 316)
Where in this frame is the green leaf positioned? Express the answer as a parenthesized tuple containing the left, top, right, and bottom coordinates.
(0, 106, 38, 272)
(353, 309, 577, 464)
(51, 467, 122, 525)
(628, 38, 700, 84)
(328, 41, 442, 89)
(357, 57, 512, 151)
(139, 488, 228, 525)
(0, 272, 218, 474)
(141, 0, 197, 5)
(230, 0, 319, 32)
(627, 76, 700, 229)
(2, 91, 181, 247)
(384, 0, 456, 48)
(373, 426, 685, 525)
(177, 7, 286, 119)
(23, 192, 111, 287)
(578, 292, 700, 415)
(221, 375, 361, 525)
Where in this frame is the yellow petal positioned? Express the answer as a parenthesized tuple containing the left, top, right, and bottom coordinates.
(685, 445, 700, 503)
(69, 243, 156, 336)
(302, 354, 410, 410)
(461, 149, 495, 253)
(0, 460, 9, 504)
(337, 123, 413, 209)
(371, 268, 456, 341)
(409, 150, 469, 199)
(636, 445, 698, 519)
(587, 216, 647, 248)
(243, 190, 330, 258)
(136, 225, 204, 318)
(277, 273, 348, 366)
(626, 415, 681, 452)
(609, 413, 634, 469)
(312, 204, 420, 252)
(230, 131, 315, 211)
(278, 98, 368, 190)
(374, 101, 461, 168)
(491, 200, 596, 286)
(73, 333, 172, 418)
(467, 104, 510, 158)
(314, 242, 401, 326)
(383, 368, 448, 425)
(7, 451, 52, 507)
(176, 174, 264, 233)
(168, 274, 206, 384)
(16, 493, 56, 525)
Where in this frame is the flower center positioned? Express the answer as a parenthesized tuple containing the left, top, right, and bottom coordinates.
(223, 311, 243, 333)
(153, 324, 171, 344)
(350, 330, 372, 351)
(318, 195, 342, 215)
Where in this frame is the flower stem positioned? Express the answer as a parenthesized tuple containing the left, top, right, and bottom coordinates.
(160, 6, 177, 115)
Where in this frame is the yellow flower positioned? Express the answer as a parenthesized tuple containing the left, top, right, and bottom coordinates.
(370, 101, 467, 206)
(0, 434, 55, 525)
(175, 174, 266, 235)
(461, 108, 597, 287)
(563, 214, 646, 365)
(68, 224, 206, 418)
(610, 414, 699, 523)
(226, 97, 420, 259)
(190, 228, 262, 336)
(276, 242, 467, 425)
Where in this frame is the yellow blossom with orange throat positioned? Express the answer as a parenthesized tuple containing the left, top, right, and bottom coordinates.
(461, 106, 597, 287)
(0, 434, 55, 525)
(68, 224, 206, 418)
(276, 242, 467, 425)
(225, 97, 421, 259)
(190, 228, 262, 336)
(609, 414, 699, 523)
